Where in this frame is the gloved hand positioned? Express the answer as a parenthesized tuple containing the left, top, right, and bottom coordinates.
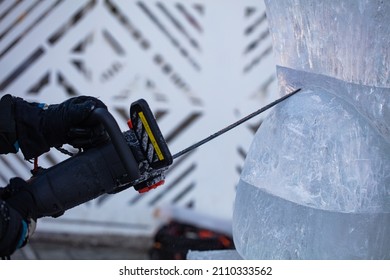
(0, 178, 37, 248)
(43, 96, 109, 149)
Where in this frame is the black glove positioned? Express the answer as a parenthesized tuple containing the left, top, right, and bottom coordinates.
(0, 178, 37, 248)
(43, 96, 109, 149)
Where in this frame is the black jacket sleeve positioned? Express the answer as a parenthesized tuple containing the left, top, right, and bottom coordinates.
(0, 95, 18, 155)
(0, 94, 52, 257)
(0, 200, 24, 257)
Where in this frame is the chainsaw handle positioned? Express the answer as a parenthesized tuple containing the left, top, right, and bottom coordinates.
(89, 108, 140, 181)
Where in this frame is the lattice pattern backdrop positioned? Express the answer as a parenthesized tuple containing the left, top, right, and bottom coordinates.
(0, 0, 276, 236)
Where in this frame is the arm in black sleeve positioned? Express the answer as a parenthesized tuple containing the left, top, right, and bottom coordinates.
(0, 200, 26, 257)
(0, 94, 19, 155)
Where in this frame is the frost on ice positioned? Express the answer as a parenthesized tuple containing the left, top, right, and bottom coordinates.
(233, 0, 390, 259)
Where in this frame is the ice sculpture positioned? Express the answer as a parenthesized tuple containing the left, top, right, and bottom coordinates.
(233, 0, 390, 259)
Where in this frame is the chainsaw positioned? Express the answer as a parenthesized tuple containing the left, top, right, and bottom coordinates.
(28, 89, 300, 219)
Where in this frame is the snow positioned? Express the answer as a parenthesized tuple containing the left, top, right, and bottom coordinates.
(187, 250, 242, 260)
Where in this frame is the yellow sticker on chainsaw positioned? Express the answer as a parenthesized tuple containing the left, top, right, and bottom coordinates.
(138, 112, 164, 161)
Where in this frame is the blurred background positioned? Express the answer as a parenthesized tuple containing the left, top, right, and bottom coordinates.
(0, 0, 276, 259)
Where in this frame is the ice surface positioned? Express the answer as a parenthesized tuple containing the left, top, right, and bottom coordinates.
(240, 70, 390, 213)
(233, 75, 390, 259)
(233, 0, 390, 259)
(277, 67, 390, 146)
(264, 0, 390, 88)
(234, 181, 390, 259)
